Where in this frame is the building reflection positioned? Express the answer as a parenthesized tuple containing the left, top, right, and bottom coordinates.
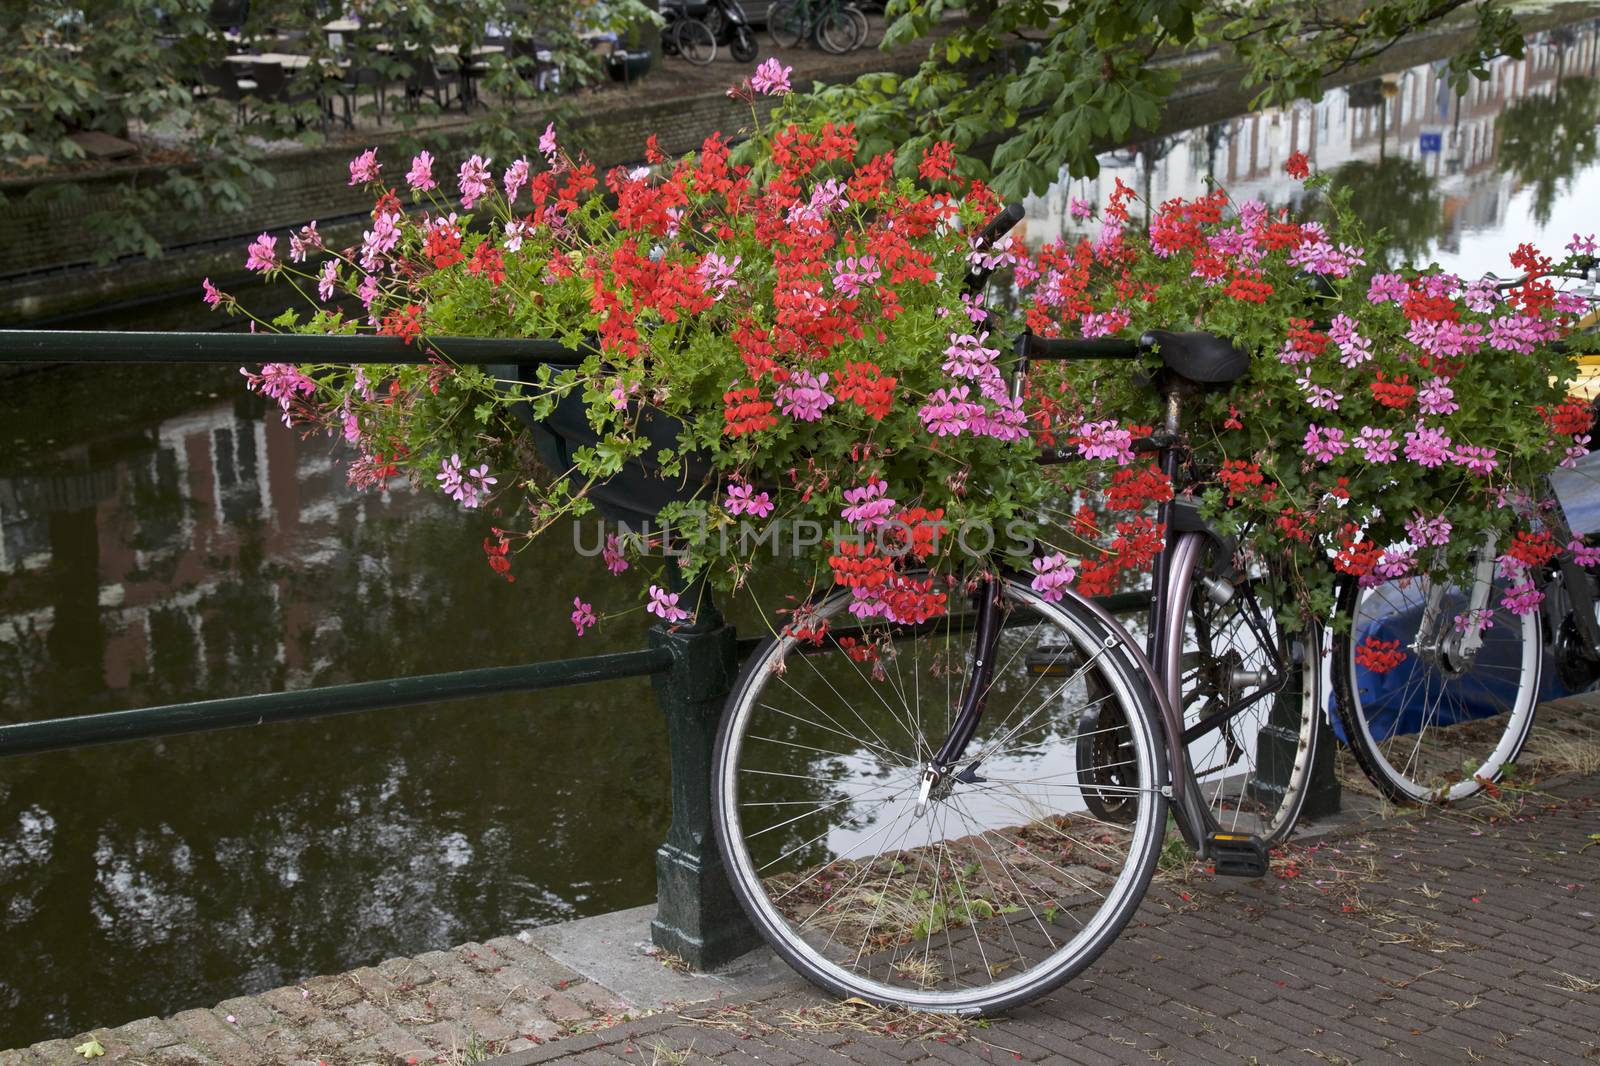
(0, 381, 666, 1046)
(1026, 22, 1600, 270)
(0, 400, 437, 706)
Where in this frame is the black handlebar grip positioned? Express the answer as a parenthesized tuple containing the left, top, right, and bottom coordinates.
(965, 203, 1026, 292)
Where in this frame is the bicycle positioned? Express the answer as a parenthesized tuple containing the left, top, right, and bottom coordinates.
(710, 204, 1324, 1013)
(767, 0, 869, 54)
(1326, 265, 1600, 805)
(661, 1, 719, 65)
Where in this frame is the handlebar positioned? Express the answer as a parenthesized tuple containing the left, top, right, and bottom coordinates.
(1488, 261, 1597, 291)
(965, 203, 1026, 292)
(1015, 333, 1145, 361)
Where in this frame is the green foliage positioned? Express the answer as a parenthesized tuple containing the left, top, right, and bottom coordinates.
(1313, 157, 1444, 270)
(788, 0, 1527, 199)
(1, 0, 279, 262)
(0, 0, 651, 264)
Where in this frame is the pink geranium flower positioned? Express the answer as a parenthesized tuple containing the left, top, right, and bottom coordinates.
(571, 597, 597, 636)
(458, 154, 494, 209)
(841, 479, 896, 530)
(603, 533, 629, 575)
(245, 232, 278, 273)
(750, 58, 793, 95)
(1303, 424, 1348, 463)
(348, 147, 381, 185)
(648, 584, 690, 624)
(407, 151, 437, 191)
(725, 480, 774, 518)
(1030, 552, 1076, 602)
(776, 370, 834, 422)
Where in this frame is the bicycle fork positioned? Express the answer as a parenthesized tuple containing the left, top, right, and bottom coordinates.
(1415, 533, 1497, 670)
(913, 577, 1002, 816)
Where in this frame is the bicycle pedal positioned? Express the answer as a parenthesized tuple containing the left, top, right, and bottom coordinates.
(1206, 832, 1269, 878)
(1025, 644, 1081, 676)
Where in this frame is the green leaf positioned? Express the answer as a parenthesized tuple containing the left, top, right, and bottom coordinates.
(75, 1039, 105, 1059)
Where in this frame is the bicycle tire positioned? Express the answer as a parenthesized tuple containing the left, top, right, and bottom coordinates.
(843, 3, 871, 48)
(767, 1, 807, 49)
(674, 18, 718, 65)
(1163, 533, 1320, 847)
(815, 8, 860, 54)
(1330, 569, 1540, 804)
(713, 574, 1168, 1013)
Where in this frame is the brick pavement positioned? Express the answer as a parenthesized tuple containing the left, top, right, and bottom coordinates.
(487, 771, 1600, 1066)
(5, 717, 1597, 1066)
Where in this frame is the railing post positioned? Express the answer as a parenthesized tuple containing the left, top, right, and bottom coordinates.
(647, 577, 763, 969)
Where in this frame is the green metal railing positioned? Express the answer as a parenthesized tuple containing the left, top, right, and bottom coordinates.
(0, 651, 672, 758)
(0, 327, 779, 967)
(0, 330, 1313, 970)
(0, 329, 586, 365)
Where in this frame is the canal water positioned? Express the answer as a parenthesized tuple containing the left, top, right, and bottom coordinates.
(3, 21, 1599, 1047)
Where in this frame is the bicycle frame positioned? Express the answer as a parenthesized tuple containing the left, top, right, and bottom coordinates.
(912, 332, 1266, 852)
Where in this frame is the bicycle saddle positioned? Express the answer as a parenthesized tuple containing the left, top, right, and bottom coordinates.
(1141, 330, 1251, 384)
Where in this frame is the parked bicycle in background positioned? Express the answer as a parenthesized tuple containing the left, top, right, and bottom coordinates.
(767, 0, 873, 54)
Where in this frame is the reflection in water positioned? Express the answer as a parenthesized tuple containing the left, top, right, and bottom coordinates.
(1321, 157, 1447, 266)
(0, 380, 670, 1046)
(1025, 23, 1600, 277)
(1498, 74, 1600, 225)
(5, 15, 1600, 1051)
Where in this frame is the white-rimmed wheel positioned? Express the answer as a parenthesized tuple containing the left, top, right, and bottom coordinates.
(712, 575, 1167, 1013)
(1165, 533, 1321, 846)
(1331, 570, 1541, 804)
(673, 18, 717, 64)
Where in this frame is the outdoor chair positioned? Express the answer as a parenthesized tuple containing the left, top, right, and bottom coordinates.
(208, 0, 250, 32)
(339, 65, 389, 127)
(401, 52, 457, 112)
(453, 43, 501, 110)
(242, 60, 325, 131)
(197, 62, 251, 122)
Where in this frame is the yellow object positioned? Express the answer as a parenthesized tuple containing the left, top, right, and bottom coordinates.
(1566, 309, 1600, 401)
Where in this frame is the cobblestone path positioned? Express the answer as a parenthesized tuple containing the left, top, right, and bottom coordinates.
(6, 700, 1598, 1066)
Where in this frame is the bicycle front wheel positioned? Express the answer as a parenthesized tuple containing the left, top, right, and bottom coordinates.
(767, 1, 806, 48)
(1331, 570, 1540, 804)
(714, 575, 1168, 1013)
(731, 24, 760, 62)
(674, 18, 718, 64)
(1164, 533, 1321, 847)
(815, 8, 861, 53)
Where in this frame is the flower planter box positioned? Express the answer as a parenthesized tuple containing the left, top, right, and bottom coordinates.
(494, 361, 716, 524)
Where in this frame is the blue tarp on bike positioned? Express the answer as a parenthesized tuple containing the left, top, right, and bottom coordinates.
(1330, 590, 1574, 744)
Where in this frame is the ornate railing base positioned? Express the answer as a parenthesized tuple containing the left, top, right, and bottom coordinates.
(647, 588, 764, 969)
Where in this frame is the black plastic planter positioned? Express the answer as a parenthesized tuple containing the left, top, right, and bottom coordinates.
(607, 48, 654, 85)
(492, 362, 718, 524)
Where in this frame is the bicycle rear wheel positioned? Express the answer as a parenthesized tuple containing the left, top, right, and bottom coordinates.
(843, 3, 871, 47)
(714, 575, 1168, 1013)
(1331, 569, 1540, 803)
(1163, 533, 1321, 847)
